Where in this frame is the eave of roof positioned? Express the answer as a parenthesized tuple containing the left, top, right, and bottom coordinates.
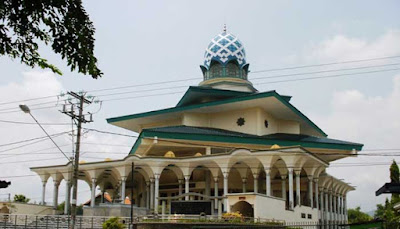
(176, 86, 253, 107)
(107, 89, 327, 137)
(129, 126, 362, 154)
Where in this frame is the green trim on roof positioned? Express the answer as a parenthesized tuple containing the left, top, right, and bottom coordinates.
(129, 133, 143, 154)
(137, 129, 362, 152)
(176, 86, 253, 107)
(107, 90, 327, 137)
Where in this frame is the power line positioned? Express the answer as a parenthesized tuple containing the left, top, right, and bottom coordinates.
(0, 54, 399, 108)
(0, 94, 60, 106)
(89, 62, 400, 99)
(0, 105, 63, 114)
(0, 131, 70, 148)
(256, 67, 400, 85)
(251, 62, 400, 80)
(251, 55, 400, 73)
(0, 119, 70, 125)
(0, 157, 66, 165)
(0, 62, 397, 113)
(83, 128, 137, 138)
(0, 133, 70, 154)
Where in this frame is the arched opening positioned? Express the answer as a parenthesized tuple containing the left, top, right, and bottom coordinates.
(209, 61, 223, 78)
(126, 169, 147, 207)
(158, 165, 182, 213)
(228, 162, 254, 193)
(190, 165, 213, 199)
(231, 201, 254, 218)
(226, 61, 240, 77)
(95, 169, 121, 204)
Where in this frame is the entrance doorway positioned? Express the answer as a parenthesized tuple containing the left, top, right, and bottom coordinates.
(231, 201, 254, 218)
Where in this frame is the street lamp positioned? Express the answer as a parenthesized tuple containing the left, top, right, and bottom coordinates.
(19, 104, 71, 161)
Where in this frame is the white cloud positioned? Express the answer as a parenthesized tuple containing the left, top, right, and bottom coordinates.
(297, 30, 400, 212)
(305, 30, 400, 62)
(311, 74, 400, 212)
(0, 71, 130, 205)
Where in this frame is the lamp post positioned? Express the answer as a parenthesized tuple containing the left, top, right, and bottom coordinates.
(19, 104, 70, 161)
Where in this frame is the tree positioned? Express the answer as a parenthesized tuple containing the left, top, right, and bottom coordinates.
(375, 198, 400, 223)
(390, 160, 400, 201)
(13, 194, 30, 203)
(0, 0, 102, 78)
(374, 160, 400, 223)
(348, 207, 373, 223)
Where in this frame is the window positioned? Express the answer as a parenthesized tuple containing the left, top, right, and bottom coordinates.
(226, 62, 239, 77)
(209, 63, 223, 78)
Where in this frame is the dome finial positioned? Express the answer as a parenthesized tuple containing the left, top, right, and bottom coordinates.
(223, 24, 227, 33)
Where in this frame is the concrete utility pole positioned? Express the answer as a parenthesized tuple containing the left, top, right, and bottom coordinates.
(61, 91, 93, 229)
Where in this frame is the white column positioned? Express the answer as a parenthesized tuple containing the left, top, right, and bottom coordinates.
(325, 190, 329, 222)
(242, 178, 247, 193)
(253, 173, 258, 193)
(120, 177, 126, 204)
(281, 176, 286, 200)
(329, 191, 333, 223)
(91, 178, 96, 207)
(333, 193, 337, 223)
(146, 181, 150, 209)
(295, 170, 301, 206)
(288, 168, 294, 210)
(53, 181, 59, 209)
(340, 195, 343, 223)
(265, 168, 271, 196)
(184, 175, 190, 201)
(314, 179, 319, 211)
(64, 180, 71, 214)
(205, 171, 211, 198)
(206, 147, 211, 155)
(41, 180, 47, 205)
(223, 172, 228, 212)
(320, 188, 324, 222)
(214, 177, 219, 210)
(178, 179, 183, 197)
(150, 178, 154, 210)
(344, 196, 348, 222)
(308, 176, 313, 208)
(154, 175, 160, 214)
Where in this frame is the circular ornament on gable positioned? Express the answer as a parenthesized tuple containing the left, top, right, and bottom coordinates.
(264, 120, 269, 128)
(237, 117, 245, 126)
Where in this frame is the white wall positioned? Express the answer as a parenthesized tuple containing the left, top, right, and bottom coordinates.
(227, 194, 318, 222)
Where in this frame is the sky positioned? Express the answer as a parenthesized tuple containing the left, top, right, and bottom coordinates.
(0, 0, 400, 213)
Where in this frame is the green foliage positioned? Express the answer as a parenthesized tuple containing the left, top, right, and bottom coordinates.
(13, 194, 30, 203)
(390, 160, 400, 201)
(390, 160, 399, 183)
(102, 217, 125, 229)
(0, 0, 102, 78)
(375, 198, 400, 223)
(348, 207, 373, 223)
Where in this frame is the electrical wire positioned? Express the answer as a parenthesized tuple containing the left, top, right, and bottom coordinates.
(0, 131, 71, 148)
(0, 54, 399, 108)
(0, 119, 70, 125)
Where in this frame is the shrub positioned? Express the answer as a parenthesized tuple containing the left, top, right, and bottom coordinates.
(222, 211, 244, 223)
(102, 217, 125, 229)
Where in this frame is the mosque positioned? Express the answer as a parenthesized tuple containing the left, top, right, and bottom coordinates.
(31, 29, 363, 223)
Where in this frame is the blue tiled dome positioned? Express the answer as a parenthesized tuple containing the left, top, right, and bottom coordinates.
(203, 32, 246, 69)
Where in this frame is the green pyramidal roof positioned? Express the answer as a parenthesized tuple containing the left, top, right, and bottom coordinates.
(107, 87, 326, 137)
(176, 86, 292, 107)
